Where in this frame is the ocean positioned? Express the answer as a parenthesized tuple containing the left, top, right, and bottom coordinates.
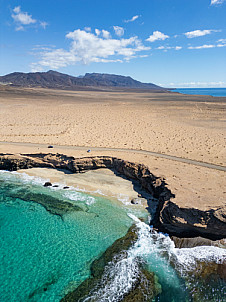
(0, 170, 225, 301)
(172, 88, 226, 97)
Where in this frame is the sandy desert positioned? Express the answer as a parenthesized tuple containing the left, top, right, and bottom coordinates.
(0, 85, 225, 211)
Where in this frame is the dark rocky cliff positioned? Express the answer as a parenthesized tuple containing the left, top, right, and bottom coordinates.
(0, 152, 225, 240)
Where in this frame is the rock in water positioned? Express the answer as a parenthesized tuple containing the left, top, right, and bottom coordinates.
(44, 182, 52, 187)
(183, 260, 226, 301)
(131, 198, 146, 205)
(61, 225, 161, 302)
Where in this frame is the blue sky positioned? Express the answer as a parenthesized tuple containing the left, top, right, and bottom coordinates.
(0, 0, 226, 87)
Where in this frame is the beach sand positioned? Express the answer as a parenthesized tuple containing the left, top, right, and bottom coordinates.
(0, 86, 225, 212)
(17, 167, 149, 208)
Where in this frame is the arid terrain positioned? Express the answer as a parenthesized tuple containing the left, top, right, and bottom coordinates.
(0, 85, 225, 212)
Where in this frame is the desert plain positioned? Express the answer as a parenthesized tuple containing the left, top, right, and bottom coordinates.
(0, 85, 225, 212)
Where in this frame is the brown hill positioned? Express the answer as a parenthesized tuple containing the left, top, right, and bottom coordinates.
(0, 70, 167, 91)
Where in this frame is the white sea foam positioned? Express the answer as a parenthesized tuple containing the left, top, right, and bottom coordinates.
(64, 191, 96, 206)
(82, 214, 159, 301)
(116, 193, 130, 205)
(0, 170, 97, 206)
(82, 213, 226, 301)
(128, 214, 226, 272)
(173, 245, 226, 272)
(83, 256, 140, 302)
(14, 171, 49, 185)
(0, 170, 47, 187)
(93, 189, 106, 196)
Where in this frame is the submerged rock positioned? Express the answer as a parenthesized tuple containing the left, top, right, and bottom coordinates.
(183, 260, 226, 301)
(61, 225, 161, 302)
(28, 276, 58, 299)
(194, 260, 226, 281)
(8, 190, 83, 218)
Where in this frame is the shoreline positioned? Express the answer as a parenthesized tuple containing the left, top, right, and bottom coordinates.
(1, 140, 225, 213)
(1, 153, 225, 302)
(1, 152, 225, 241)
(16, 167, 150, 210)
(171, 88, 226, 98)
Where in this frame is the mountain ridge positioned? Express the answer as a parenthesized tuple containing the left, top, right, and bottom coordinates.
(0, 70, 167, 91)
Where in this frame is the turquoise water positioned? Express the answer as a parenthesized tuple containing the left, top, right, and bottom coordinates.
(173, 88, 226, 97)
(0, 171, 141, 301)
(0, 170, 225, 301)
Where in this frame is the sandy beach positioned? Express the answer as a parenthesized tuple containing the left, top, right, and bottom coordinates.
(17, 167, 150, 208)
(0, 85, 225, 212)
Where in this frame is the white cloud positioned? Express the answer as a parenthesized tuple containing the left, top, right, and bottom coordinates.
(188, 44, 215, 49)
(188, 43, 226, 49)
(15, 25, 25, 32)
(84, 27, 91, 32)
(31, 29, 150, 70)
(184, 29, 220, 38)
(12, 6, 36, 25)
(124, 15, 140, 23)
(102, 30, 111, 39)
(40, 21, 48, 29)
(13, 6, 21, 14)
(211, 0, 225, 5)
(218, 38, 226, 43)
(113, 26, 124, 37)
(146, 31, 169, 42)
(30, 63, 44, 72)
(165, 81, 226, 88)
(11, 6, 47, 31)
(95, 29, 101, 36)
(156, 46, 182, 51)
(31, 45, 56, 51)
(95, 29, 111, 38)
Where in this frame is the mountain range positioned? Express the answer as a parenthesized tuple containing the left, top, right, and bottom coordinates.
(0, 70, 167, 91)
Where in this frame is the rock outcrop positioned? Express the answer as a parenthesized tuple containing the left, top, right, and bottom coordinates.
(61, 225, 161, 302)
(0, 152, 225, 240)
(171, 236, 226, 249)
(158, 201, 226, 240)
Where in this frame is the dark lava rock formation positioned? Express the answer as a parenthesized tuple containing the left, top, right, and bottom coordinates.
(0, 152, 225, 240)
